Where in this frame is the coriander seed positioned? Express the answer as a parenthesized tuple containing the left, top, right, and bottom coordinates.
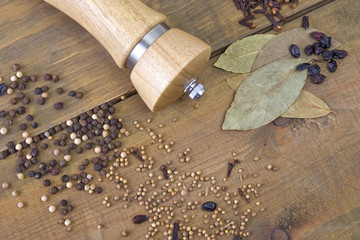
(17, 201, 25, 208)
(49, 205, 56, 213)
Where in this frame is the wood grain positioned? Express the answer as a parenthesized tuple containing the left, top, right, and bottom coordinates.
(0, 0, 330, 152)
(1, 0, 360, 239)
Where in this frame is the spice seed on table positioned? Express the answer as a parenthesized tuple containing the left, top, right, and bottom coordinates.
(54, 102, 64, 110)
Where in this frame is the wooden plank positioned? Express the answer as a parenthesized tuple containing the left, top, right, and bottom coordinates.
(0, 0, 330, 153)
(1, 0, 360, 239)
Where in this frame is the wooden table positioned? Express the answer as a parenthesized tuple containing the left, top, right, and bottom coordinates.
(0, 0, 359, 239)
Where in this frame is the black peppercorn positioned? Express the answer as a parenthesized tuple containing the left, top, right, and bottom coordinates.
(10, 98, 18, 105)
(30, 75, 37, 82)
(94, 163, 103, 171)
(12, 63, 20, 71)
(34, 87, 43, 95)
(75, 183, 84, 190)
(59, 208, 68, 216)
(44, 74, 52, 80)
(54, 102, 64, 110)
(72, 174, 79, 181)
(66, 205, 73, 212)
(61, 175, 69, 182)
(49, 159, 57, 167)
(17, 106, 26, 115)
(22, 97, 30, 105)
(28, 170, 35, 177)
(0, 110, 6, 118)
(0, 83, 7, 96)
(60, 199, 68, 206)
(94, 187, 102, 194)
(26, 115, 33, 121)
(75, 92, 83, 99)
(43, 179, 51, 186)
(38, 97, 45, 105)
(68, 90, 76, 97)
(51, 167, 60, 175)
(22, 75, 30, 82)
(41, 86, 49, 92)
(49, 187, 58, 194)
(56, 87, 64, 94)
(18, 82, 26, 90)
(34, 172, 42, 179)
(59, 160, 66, 168)
(31, 122, 38, 128)
(19, 123, 27, 130)
(52, 75, 59, 82)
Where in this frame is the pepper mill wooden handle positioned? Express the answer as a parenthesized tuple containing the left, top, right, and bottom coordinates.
(44, 0, 211, 111)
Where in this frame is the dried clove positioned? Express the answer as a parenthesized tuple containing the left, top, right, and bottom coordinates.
(129, 147, 144, 162)
(237, 188, 250, 204)
(160, 164, 169, 180)
(265, 12, 282, 31)
(172, 221, 179, 240)
(226, 159, 240, 178)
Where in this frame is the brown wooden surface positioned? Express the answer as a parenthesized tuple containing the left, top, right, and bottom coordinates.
(1, 0, 360, 239)
(0, 0, 328, 151)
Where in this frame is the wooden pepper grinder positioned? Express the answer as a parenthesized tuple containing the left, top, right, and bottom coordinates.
(44, 0, 211, 111)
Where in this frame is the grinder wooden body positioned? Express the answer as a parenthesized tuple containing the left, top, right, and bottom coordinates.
(44, 0, 211, 111)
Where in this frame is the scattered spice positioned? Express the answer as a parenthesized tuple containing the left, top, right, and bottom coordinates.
(2, 182, 10, 189)
(17, 201, 25, 208)
(132, 214, 148, 224)
(302, 16, 309, 29)
(237, 188, 250, 204)
(201, 201, 217, 212)
(160, 164, 169, 180)
(54, 102, 64, 110)
(289, 44, 300, 58)
(226, 159, 240, 178)
(172, 221, 179, 240)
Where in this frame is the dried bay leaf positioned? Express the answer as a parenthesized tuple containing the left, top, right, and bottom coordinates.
(226, 73, 250, 91)
(214, 34, 275, 73)
(281, 90, 334, 118)
(252, 28, 342, 71)
(222, 58, 308, 131)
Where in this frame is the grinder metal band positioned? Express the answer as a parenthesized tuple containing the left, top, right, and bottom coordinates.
(126, 23, 170, 69)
